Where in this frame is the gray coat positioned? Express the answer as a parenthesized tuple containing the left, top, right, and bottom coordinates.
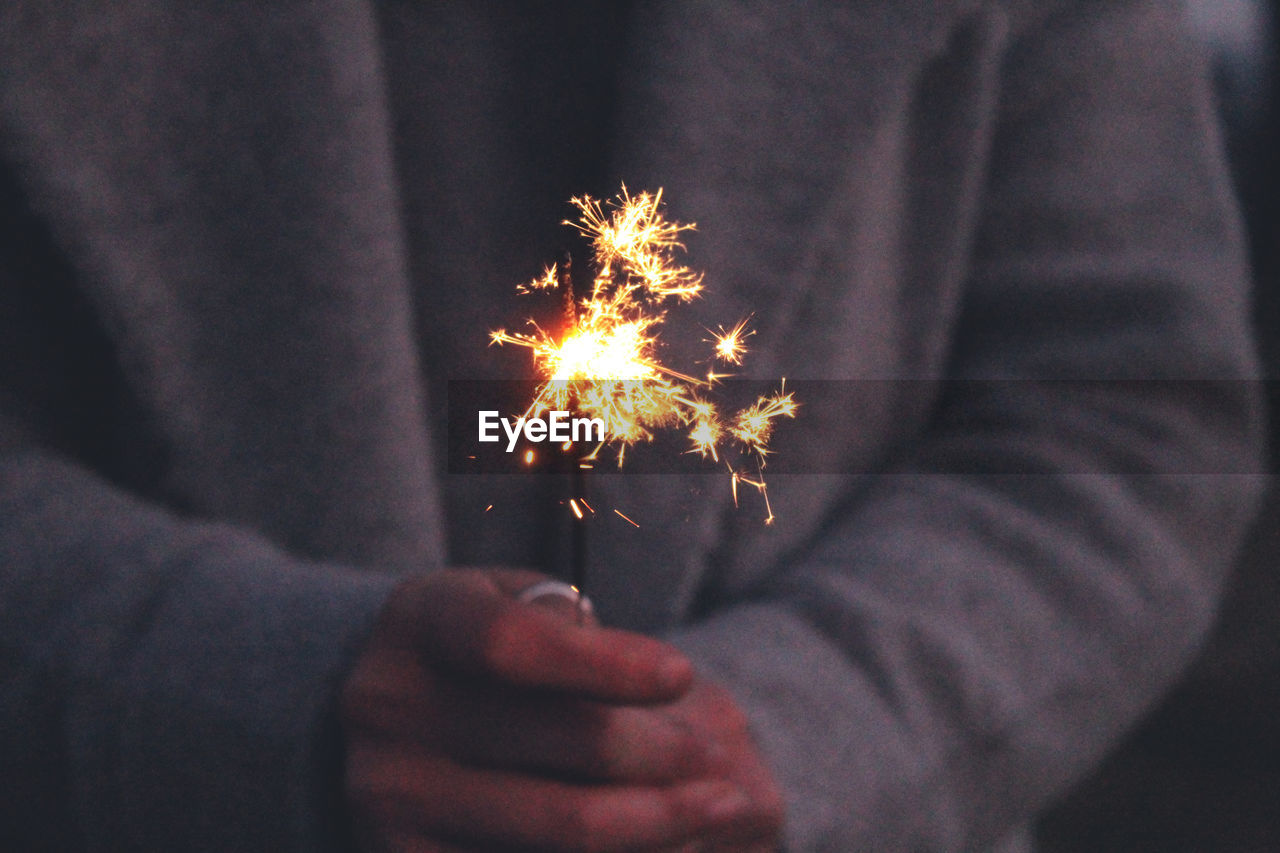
(0, 1, 1265, 850)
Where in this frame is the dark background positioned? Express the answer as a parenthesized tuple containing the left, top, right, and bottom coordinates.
(1039, 2, 1280, 849)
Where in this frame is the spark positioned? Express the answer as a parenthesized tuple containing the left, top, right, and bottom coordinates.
(516, 264, 560, 295)
(730, 466, 775, 524)
(708, 316, 755, 366)
(569, 499, 584, 520)
(490, 186, 796, 518)
(729, 380, 798, 458)
(613, 508, 641, 528)
(686, 412, 723, 461)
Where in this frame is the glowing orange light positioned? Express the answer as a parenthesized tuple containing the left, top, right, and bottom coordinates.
(490, 186, 796, 520)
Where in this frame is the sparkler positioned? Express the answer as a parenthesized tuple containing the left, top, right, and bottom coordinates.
(489, 186, 796, 614)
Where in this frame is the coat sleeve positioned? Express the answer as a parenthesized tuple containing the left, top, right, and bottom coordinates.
(0, 225, 400, 850)
(0, 3, 426, 847)
(667, 3, 1267, 850)
(0, 452, 399, 851)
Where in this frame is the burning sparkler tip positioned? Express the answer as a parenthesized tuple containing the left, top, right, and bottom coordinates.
(488, 185, 796, 524)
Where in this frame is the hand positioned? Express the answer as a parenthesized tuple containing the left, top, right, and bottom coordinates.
(340, 568, 775, 851)
(657, 679, 786, 852)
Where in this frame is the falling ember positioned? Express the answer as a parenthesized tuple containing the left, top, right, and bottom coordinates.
(489, 185, 797, 516)
(731, 468, 776, 526)
(613, 508, 641, 528)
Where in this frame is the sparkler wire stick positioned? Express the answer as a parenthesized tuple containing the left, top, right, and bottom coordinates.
(561, 249, 590, 623)
(571, 465, 588, 624)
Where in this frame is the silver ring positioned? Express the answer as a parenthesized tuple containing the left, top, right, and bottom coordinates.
(517, 580, 593, 616)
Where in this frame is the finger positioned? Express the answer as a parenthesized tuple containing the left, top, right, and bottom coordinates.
(353, 674, 714, 782)
(342, 647, 707, 783)
(489, 702, 711, 782)
(481, 603, 692, 703)
(364, 754, 758, 852)
(483, 569, 599, 628)
(701, 748, 785, 847)
(657, 681, 787, 847)
(412, 571, 692, 703)
(415, 689, 714, 782)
